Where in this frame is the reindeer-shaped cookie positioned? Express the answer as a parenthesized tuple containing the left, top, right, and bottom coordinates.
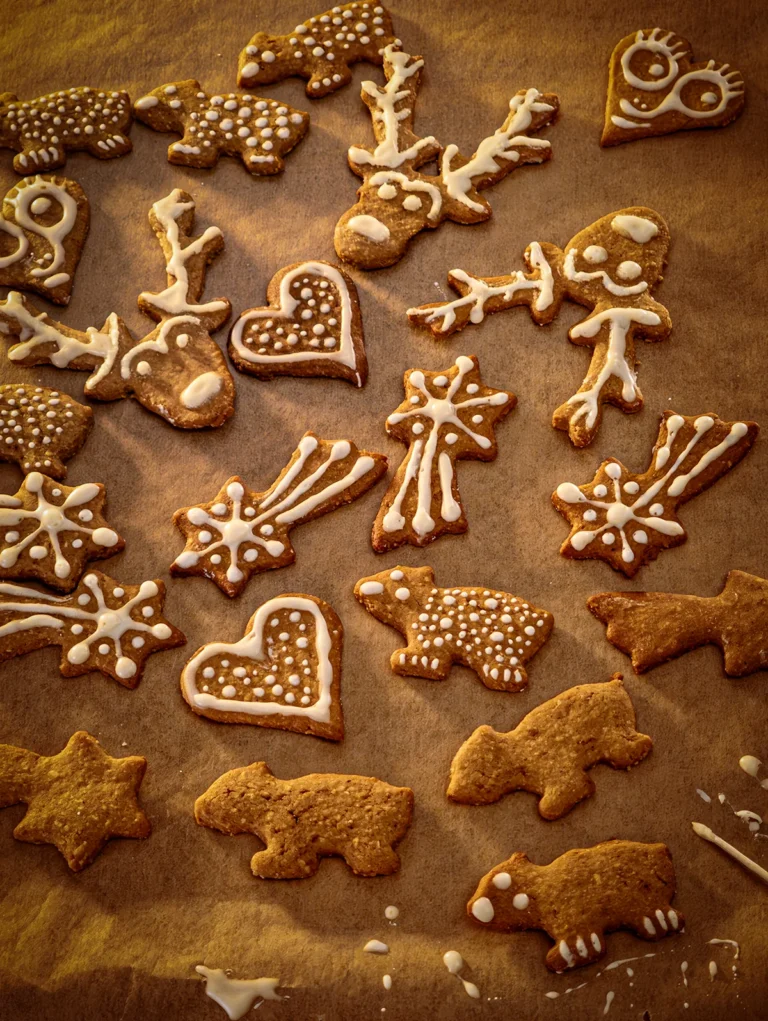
(0, 189, 235, 429)
(335, 46, 558, 268)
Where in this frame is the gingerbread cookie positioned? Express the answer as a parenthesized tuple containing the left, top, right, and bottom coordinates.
(0, 175, 89, 305)
(334, 46, 558, 269)
(354, 565, 553, 690)
(552, 410, 759, 576)
(238, 2, 398, 98)
(0, 471, 123, 591)
(171, 433, 387, 597)
(371, 355, 515, 551)
(448, 676, 652, 817)
(408, 207, 672, 447)
(0, 570, 185, 686)
(0, 730, 149, 871)
(181, 593, 343, 740)
(134, 81, 309, 176)
(0, 384, 92, 479)
(588, 571, 768, 677)
(468, 840, 683, 972)
(229, 261, 368, 386)
(602, 29, 745, 147)
(195, 760, 413, 878)
(0, 189, 235, 429)
(0, 87, 132, 174)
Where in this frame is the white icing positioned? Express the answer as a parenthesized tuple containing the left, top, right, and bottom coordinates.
(0, 176, 78, 284)
(443, 951, 463, 974)
(739, 755, 761, 778)
(120, 314, 202, 380)
(135, 95, 159, 110)
(367, 171, 443, 219)
(492, 871, 511, 890)
(565, 248, 648, 296)
(363, 939, 389, 954)
(512, 893, 529, 909)
(347, 214, 390, 242)
(195, 966, 280, 1020)
(471, 896, 494, 923)
(708, 938, 739, 959)
(611, 214, 659, 243)
(384, 905, 399, 920)
(180, 371, 222, 409)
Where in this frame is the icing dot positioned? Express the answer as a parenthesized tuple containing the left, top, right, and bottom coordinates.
(649, 503, 664, 516)
(702, 91, 719, 105)
(602, 533, 615, 545)
(583, 245, 608, 264)
(395, 587, 410, 601)
(649, 62, 666, 76)
(616, 260, 642, 281)
(593, 484, 608, 498)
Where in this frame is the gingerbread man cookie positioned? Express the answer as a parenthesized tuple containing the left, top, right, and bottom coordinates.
(0, 571, 185, 686)
(0, 471, 123, 591)
(0, 731, 149, 871)
(0, 87, 132, 174)
(0, 189, 236, 429)
(468, 840, 683, 972)
(334, 46, 558, 269)
(371, 355, 515, 551)
(355, 565, 553, 690)
(602, 29, 745, 146)
(553, 411, 758, 576)
(172, 433, 387, 597)
(195, 760, 413, 878)
(0, 175, 89, 305)
(238, 2, 398, 98)
(408, 207, 672, 447)
(588, 571, 768, 677)
(134, 81, 309, 176)
(0, 384, 92, 479)
(181, 593, 344, 740)
(229, 261, 368, 386)
(448, 676, 652, 817)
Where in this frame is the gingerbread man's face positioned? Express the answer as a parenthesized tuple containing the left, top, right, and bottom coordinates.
(563, 207, 670, 308)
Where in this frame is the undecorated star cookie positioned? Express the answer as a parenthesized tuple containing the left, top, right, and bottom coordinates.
(0, 384, 93, 479)
(181, 593, 343, 740)
(552, 410, 758, 576)
(468, 840, 683, 972)
(588, 570, 768, 677)
(0, 730, 150, 871)
(195, 761, 413, 878)
(354, 565, 552, 690)
(448, 676, 652, 817)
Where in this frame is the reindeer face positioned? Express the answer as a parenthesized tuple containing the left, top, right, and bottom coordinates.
(354, 565, 434, 619)
(563, 207, 669, 308)
(468, 853, 541, 931)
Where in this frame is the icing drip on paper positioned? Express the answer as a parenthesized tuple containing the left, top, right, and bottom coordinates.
(195, 966, 281, 1020)
(363, 939, 389, 953)
(442, 951, 479, 998)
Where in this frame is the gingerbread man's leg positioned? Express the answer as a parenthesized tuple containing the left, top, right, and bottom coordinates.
(538, 771, 596, 820)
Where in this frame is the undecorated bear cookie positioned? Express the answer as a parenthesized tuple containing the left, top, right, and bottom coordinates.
(134, 81, 309, 176)
(195, 760, 413, 878)
(602, 29, 745, 147)
(0, 471, 123, 591)
(229, 261, 368, 386)
(354, 565, 553, 691)
(0, 571, 185, 686)
(553, 411, 758, 577)
(0, 384, 93, 479)
(171, 432, 387, 597)
(448, 676, 652, 817)
(0, 730, 150, 871)
(588, 570, 768, 677)
(238, 2, 399, 98)
(181, 593, 344, 740)
(0, 87, 132, 174)
(0, 175, 89, 305)
(468, 840, 684, 972)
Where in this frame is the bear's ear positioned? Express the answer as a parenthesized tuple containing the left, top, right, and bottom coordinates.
(410, 565, 436, 585)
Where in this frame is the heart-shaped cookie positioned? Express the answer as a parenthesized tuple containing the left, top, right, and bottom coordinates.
(228, 260, 368, 387)
(180, 593, 344, 740)
(602, 28, 745, 146)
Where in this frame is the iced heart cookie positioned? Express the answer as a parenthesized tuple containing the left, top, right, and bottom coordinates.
(0, 471, 123, 591)
(195, 761, 413, 878)
(354, 565, 553, 690)
(602, 29, 745, 146)
(181, 593, 343, 740)
(0, 730, 149, 871)
(171, 433, 387, 597)
(0, 384, 93, 479)
(588, 571, 768, 677)
(238, 2, 399, 98)
(334, 46, 558, 269)
(0, 570, 185, 687)
(468, 840, 683, 972)
(0, 87, 132, 174)
(0, 189, 235, 429)
(371, 355, 515, 551)
(134, 81, 309, 176)
(0, 175, 89, 305)
(229, 261, 368, 386)
(552, 411, 758, 576)
(448, 676, 652, 817)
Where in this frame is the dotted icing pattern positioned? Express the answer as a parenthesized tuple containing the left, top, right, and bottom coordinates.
(0, 88, 132, 173)
(0, 384, 92, 479)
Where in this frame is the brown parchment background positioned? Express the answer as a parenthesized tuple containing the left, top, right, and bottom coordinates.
(1, 1, 767, 1018)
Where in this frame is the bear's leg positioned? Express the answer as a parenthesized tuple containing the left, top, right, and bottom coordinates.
(538, 771, 596, 820)
(545, 929, 606, 972)
(604, 731, 654, 768)
(251, 840, 320, 879)
(628, 906, 684, 940)
(86, 135, 132, 160)
(241, 149, 285, 176)
(343, 842, 400, 877)
(14, 142, 66, 173)
(391, 644, 453, 681)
